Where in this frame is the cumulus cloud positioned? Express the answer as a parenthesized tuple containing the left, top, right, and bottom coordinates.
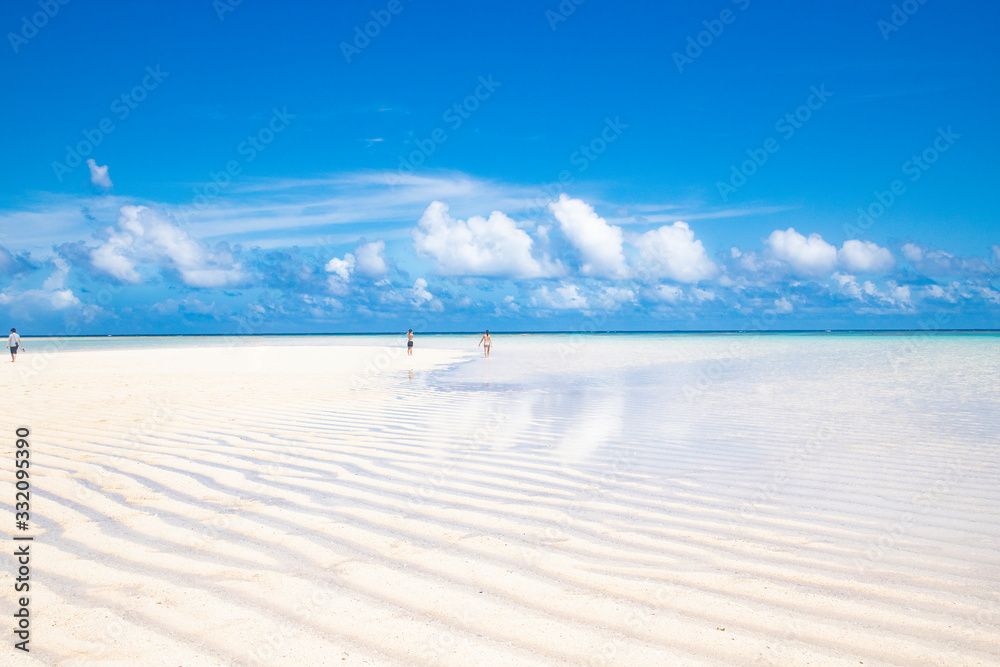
(901, 243, 923, 263)
(890, 283, 912, 307)
(651, 284, 684, 303)
(900, 242, 996, 276)
(692, 287, 716, 302)
(413, 201, 556, 278)
(410, 278, 442, 310)
(548, 195, 627, 279)
(832, 272, 913, 309)
(0, 258, 83, 312)
(325, 254, 355, 281)
(762, 229, 894, 277)
(765, 228, 838, 276)
(90, 205, 245, 287)
(354, 240, 388, 278)
(323, 240, 388, 291)
(593, 287, 636, 310)
(977, 286, 1000, 304)
(838, 239, 895, 273)
(530, 283, 589, 310)
(90, 232, 139, 282)
(635, 221, 717, 283)
(87, 159, 113, 189)
(832, 272, 863, 300)
(922, 284, 955, 302)
(728, 247, 783, 277)
(772, 297, 793, 313)
(324, 252, 355, 295)
(647, 284, 717, 304)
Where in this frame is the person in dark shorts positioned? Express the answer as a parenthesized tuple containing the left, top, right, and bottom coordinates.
(407, 329, 414, 356)
(8, 328, 23, 362)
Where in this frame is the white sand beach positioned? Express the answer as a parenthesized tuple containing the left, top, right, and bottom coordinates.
(1, 335, 999, 665)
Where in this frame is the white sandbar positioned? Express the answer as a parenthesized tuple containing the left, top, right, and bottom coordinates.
(1, 335, 998, 665)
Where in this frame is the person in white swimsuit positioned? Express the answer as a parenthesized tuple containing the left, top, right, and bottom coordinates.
(478, 330, 492, 358)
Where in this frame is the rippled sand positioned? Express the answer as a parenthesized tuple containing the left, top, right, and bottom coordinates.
(1, 335, 998, 665)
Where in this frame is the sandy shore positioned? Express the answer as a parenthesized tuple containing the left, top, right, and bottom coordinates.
(1, 337, 998, 665)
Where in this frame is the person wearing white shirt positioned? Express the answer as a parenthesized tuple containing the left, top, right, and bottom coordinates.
(8, 328, 23, 362)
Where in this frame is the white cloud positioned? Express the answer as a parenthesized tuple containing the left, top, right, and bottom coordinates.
(325, 253, 355, 281)
(901, 243, 923, 262)
(324, 252, 355, 295)
(832, 272, 863, 300)
(89, 205, 245, 288)
(0, 258, 83, 312)
(531, 283, 589, 310)
(593, 287, 636, 309)
(413, 201, 556, 278)
(977, 286, 1000, 304)
(324, 240, 388, 286)
(651, 284, 684, 303)
(838, 239, 895, 273)
(354, 240, 388, 278)
(410, 278, 442, 310)
(635, 221, 717, 283)
(765, 228, 838, 276)
(0, 287, 81, 311)
(692, 287, 716, 302)
(91, 230, 140, 282)
(889, 283, 911, 307)
(831, 273, 914, 309)
(548, 195, 627, 279)
(772, 297, 793, 313)
(922, 284, 953, 302)
(87, 159, 113, 189)
(900, 242, 994, 276)
(493, 294, 521, 316)
(732, 249, 782, 275)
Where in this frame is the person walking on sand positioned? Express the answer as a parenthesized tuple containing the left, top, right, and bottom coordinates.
(8, 328, 23, 362)
(478, 330, 492, 358)
(407, 329, 414, 356)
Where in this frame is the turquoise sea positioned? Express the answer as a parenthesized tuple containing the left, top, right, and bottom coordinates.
(20, 330, 1000, 355)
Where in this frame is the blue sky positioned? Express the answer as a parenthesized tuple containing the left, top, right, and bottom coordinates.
(1, 0, 997, 334)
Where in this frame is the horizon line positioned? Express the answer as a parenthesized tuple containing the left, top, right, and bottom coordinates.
(22, 329, 1000, 338)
